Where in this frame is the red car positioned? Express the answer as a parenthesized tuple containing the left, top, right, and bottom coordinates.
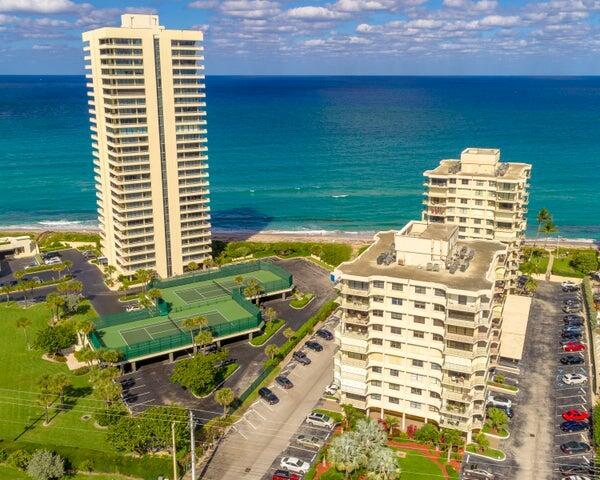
(563, 342, 585, 352)
(562, 409, 590, 422)
(272, 470, 301, 480)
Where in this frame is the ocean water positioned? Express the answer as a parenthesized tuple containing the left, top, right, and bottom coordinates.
(0, 75, 598, 239)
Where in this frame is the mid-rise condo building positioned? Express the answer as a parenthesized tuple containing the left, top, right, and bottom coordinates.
(422, 148, 531, 288)
(83, 14, 210, 278)
(334, 221, 508, 440)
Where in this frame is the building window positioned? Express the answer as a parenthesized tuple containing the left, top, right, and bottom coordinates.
(372, 310, 383, 317)
(459, 217, 467, 223)
(431, 363, 442, 371)
(391, 283, 403, 291)
(433, 334, 444, 342)
(390, 341, 402, 349)
(372, 324, 383, 331)
(389, 369, 399, 376)
(413, 331, 424, 339)
(474, 228, 481, 234)
(411, 387, 422, 395)
(391, 312, 402, 320)
(430, 391, 441, 398)
(372, 280, 385, 289)
(391, 297, 403, 305)
(373, 296, 384, 303)
(459, 227, 466, 232)
(414, 301, 426, 309)
(433, 319, 444, 328)
(371, 380, 382, 387)
(372, 366, 382, 373)
(372, 338, 383, 345)
(371, 393, 381, 400)
(474, 218, 482, 224)
(388, 383, 400, 390)
(415, 286, 426, 295)
(413, 315, 425, 323)
(461, 179, 469, 185)
(388, 397, 400, 404)
(434, 304, 445, 312)
(476, 180, 484, 186)
(411, 373, 425, 382)
(410, 401, 422, 409)
(449, 178, 456, 184)
(390, 326, 402, 335)
(434, 288, 445, 297)
(412, 359, 424, 367)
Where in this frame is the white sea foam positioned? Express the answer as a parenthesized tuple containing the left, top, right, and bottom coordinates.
(331, 194, 348, 198)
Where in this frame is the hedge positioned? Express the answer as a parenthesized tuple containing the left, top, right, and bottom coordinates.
(0, 441, 171, 479)
(593, 403, 600, 447)
(583, 277, 597, 327)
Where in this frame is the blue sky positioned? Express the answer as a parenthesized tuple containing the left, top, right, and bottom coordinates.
(0, 0, 599, 74)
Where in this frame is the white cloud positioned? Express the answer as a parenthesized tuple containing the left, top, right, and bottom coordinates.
(333, 0, 393, 11)
(220, 0, 280, 18)
(479, 15, 520, 26)
(189, 0, 218, 8)
(0, 0, 75, 13)
(287, 6, 349, 20)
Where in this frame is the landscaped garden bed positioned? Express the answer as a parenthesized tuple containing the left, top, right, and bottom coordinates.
(551, 248, 599, 278)
(290, 291, 315, 309)
(249, 319, 285, 346)
(466, 444, 505, 460)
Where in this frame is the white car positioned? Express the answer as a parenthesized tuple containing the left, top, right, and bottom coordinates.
(126, 303, 143, 312)
(486, 394, 512, 409)
(561, 476, 592, 480)
(324, 383, 339, 396)
(280, 456, 310, 474)
(44, 257, 62, 265)
(561, 281, 577, 289)
(305, 411, 335, 428)
(562, 373, 587, 385)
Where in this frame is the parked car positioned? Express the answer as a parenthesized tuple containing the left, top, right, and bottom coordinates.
(562, 373, 587, 385)
(315, 328, 334, 341)
(44, 257, 62, 266)
(564, 305, 583, 314)
(324, 383, 339, 396)
(560, 441, 591, 454)
(295, 434, 321, 449)
(563, 326, 584, 334)
(563, 342, 586, 352)
(560, 421, 589, 433)
(559, 463, 596, 475)
(562, 331, 583, 340)
(272, 469, 301, 480)
(486, 403, 514, 418)
(275, 375, 294, 389)
(280, 457, 310, 474)
(561, 355, 585, 365)
(258, 387, 279, 405)
(304, 340, 323, 352)
(292, 351, 311, 365)
(562, 281, 579, 290)
(564, 297, 582, 305)
(462, 464, 495, 479)
(126, 303, 142, 312)
(561, 475, 592, 480)
(487, 394, 512, 408)
(564, 314, 584, 322)
(306, 411, 335, 428)
(24, 262, 38, 269)
(562, 409, 590, 422)
(564, 317, 584, 326)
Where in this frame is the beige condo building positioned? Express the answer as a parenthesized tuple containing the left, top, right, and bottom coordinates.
(83, 14, 210, 278)
(422, 148, 531, 288)
(334, 221, 508, 440)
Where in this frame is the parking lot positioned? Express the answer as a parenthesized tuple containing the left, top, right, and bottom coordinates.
(463, 281, 594, 479)
(201, 316, 338, 480)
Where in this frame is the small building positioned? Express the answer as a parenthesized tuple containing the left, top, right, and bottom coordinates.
(0, 236, 38, 258)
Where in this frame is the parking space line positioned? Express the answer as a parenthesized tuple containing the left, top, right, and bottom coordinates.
(252, 409, 266, 420)
(244, 418, 257, 430)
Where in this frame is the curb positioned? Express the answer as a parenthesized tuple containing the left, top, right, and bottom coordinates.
(248, 321, 286, 348)
(465, 449, 506, 462)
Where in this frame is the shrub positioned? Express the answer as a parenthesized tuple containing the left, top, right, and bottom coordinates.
(7, 449, 32, 470)
(27, 449, 65, 480)
(406, 424, 417, 439)
(414, 423, 440, 445)
(0, 448, 8, 462)
(79, 458, 94, 472)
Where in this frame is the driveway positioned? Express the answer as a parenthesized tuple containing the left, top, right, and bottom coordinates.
(463, 281, 594, 479)
(200, 316, 339, 480)
(118, 258, 337, 415)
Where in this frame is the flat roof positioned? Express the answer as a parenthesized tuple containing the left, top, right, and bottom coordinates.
(499, 294, 532, 361)
(406, 223, 457, 241)
(337, 231, 506, 292)
(425, 159, 530, 180)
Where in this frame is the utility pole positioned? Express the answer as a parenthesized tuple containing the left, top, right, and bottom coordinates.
(190, 410, 196, 480)
(171, 422, 177, 480)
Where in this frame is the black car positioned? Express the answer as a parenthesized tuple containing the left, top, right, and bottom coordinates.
(564, 318, 584, 327)
(560, 441, 590, 454)
(292, 351, 311, 365)
(560, 354, 584, 365)
(560, 420, 589, 433)
(562, 331, 583, 340)
(275, 375, 294, 389)
(562, 326, 584, 335)
(304, 340, 323, 352)
(258, 387, 279, 405)
(559, 463, 596, 475)
(564, 314, 584, 323)
(486, 404, 513, 418)
(563, 284, 580, 292)
(316, 328, 334, 341)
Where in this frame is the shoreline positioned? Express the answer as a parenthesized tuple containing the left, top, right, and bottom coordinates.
(1, 226, 598, 248)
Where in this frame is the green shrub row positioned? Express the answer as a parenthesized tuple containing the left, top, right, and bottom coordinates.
(250, 319, 285, 346)
(582, 277, 597, 327)
(0, 441, 171, 479)
(265, 300, 339, 368)
(593, 404, 600, 448)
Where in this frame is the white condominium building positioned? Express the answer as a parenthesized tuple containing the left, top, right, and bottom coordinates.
(422, 148, 531, 287)
(334, 221, 508, 440)
(83, 14, 210, 278)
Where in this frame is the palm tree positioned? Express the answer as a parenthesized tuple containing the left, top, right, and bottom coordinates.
(95, 379, 122, 414)
(264, 344, 278, 361)
(50, 373, 70, 409)
(473, 432, 489, 453)
(384, 415, 400, 436)
(97, 349, 120, 365)
(24, 279, 37, 302)
(263, 307, 277, 324)
(46, 292, 65, 323)
(536, 208, 551, 243)
(440, 428, 463, 462)
(328, 432, 366, 479)
(282, 327, 295, 342)
(137, 292, 153, 309)
(181, 315, 208, 353)
(214, 387, 235, 417)
(62, 259, 73, 277)
(74, 347, 97, 368)
(16, 281, 29, 306)
(540, 219, 560, 254)
(147, 288, 161, 301)
(366, 446, 399, 480)
(243, 279, 264, 304)
(234, 275, 244, 286)
(14, 270, 24, 283)
(135, 269, 155, 293)
(186, 261, 199, 272)
(204, 257, 216, 269)
(16, 317, 32, 349)
(354, 418, 386, 453)
(52, 263, 63, 279)
(486, 407, 508, 435)
(37, 391, 55, 425)
(194, 329, 213, 353)
(1, 283, 14, 302)
(524, 277, 538, 295)
(76, 319, 94, 346)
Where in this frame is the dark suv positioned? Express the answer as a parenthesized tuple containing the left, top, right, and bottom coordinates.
(316, 329, 334, 341)
(258, 387, 279, 405)
(293, 351, 311, 365)
(305, 340, 323, 352)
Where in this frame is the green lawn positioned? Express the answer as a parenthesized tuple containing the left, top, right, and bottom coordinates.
(398, 449, 458, 480)
(0, 464, 140, 480)
(466, 444, 505, 460)
(520, 249, 549, 274)
(551, 248, 599, 278)
(0, 302, 113, 454)
(290, 292, 315, 309)
(250, 319, 285, 346)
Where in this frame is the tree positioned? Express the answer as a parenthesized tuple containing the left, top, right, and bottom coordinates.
(486, 407, 508, 435)
(195, 329, 214, 352)
(384, 415, 400, 436)
(341, 403, 367, 430)
(182, 315, 208, 353)
(571, 251, 598, 274)
(204, 257, 216, 269)
(36, 390, 55, 425)
(328, 432, 366, 479)
(52, 263, 64, 280)
(354, 418, 386, 453)
(62, 259, 73, 277)
(473, 432, 489, 453)
(76, 318, 94, 346)
(137, 292, 153, 309)
(243, 279, 264, 303)
(215, 387, 235, 417)
(263, 306, 277, 324)
(440, 428, 463, 462)
(14, 270, 24, 283)
(135, 269, 155, 293)
(16, 317, 32, 350)
(366, 446, 399, 480)
(49, 373, 70, 408)
(536, 208, 551, 243)
(26, 449, 65, 480)
(283, 327, 295, 341)
(74, 347, 97, 367)
(97, 348, 120, 365)
(414, 423, 440, 446)
(33, 324, 76, 356)
(46, 292, 66, 324)
(524, 277, 538, 295)
(170, 350, 228, 396)
(1, 283, 14, 302)
(264, 344, 278, 361)
(147, 288, 161, 301)
(104, 264, 116, 282)
(234, 275, 244, 285)
(187, 261, 199, 272)
(540, 219, 559, 253)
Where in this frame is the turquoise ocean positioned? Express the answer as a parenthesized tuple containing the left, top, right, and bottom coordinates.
(0, 75, 598, 239)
